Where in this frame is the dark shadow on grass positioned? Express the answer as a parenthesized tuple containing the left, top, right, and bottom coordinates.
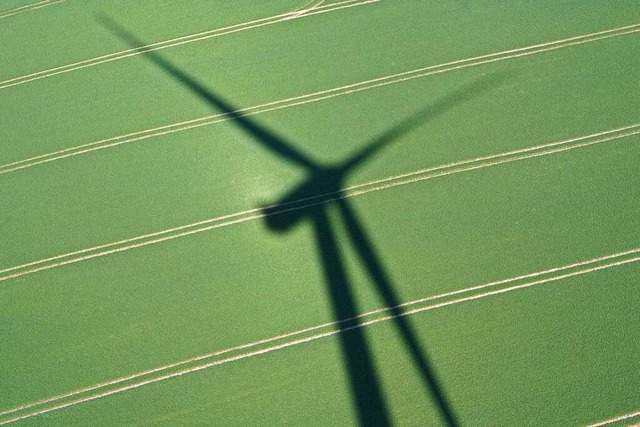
(99, 13, 508, 426)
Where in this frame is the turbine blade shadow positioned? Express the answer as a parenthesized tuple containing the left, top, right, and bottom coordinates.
(97, 13, 316, 170)
(342, 73, 510, 172)
(337, 198, 459, 427)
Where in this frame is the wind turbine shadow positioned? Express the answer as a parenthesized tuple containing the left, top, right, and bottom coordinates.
(99, 14, 507, 426)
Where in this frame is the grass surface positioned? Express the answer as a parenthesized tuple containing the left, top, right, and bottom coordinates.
(1, 1, 639, 425)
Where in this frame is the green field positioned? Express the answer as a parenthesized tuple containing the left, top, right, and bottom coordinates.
(1, 1, 639, 425)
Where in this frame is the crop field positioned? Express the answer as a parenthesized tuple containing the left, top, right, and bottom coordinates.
(1, 0, 639, 425)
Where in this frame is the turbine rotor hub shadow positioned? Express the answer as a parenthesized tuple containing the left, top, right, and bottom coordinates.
(264, 166, 346, 233)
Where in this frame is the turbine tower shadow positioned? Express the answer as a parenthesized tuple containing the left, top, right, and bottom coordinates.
(100, 14, 506, 426)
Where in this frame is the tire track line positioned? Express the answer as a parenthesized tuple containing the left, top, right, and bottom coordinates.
(1, 21, 638, 176)
(0, 0, 377, 90)
(2, 247, 638, 424)
(1, 123, 638, 285)
(586, 411, 640, 427)
(0, 0, 67, 20)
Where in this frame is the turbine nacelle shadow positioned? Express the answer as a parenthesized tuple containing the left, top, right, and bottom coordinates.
(263, 139, 382, 232)
(264, 164, 349, 232)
